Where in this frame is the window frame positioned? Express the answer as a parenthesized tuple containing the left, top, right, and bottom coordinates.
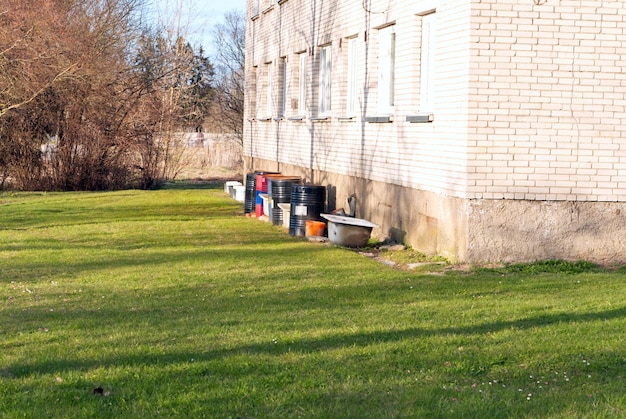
(318, 44, 332, 117)
(297, 52, 307, 116)
(253, 65, 262, 119)
(419, 12, 436, 113)
(346, 37, 359, 117)
(377, 24, 396, 115)
(265, 61, 273, 117)
(279, 57, 287, 118)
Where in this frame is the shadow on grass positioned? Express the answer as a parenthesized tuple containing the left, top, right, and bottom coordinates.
(0, 196, 245, 231)
(0, 232, 315, 283)
(3, 304, 626, 417)
(5, 303, 626, 379)
(160, 180, 240, 190)
(4, 262, 626, 416)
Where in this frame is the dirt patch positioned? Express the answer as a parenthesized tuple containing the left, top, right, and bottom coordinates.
(350, 243, 451, 273)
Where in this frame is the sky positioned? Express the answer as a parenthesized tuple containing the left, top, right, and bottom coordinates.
(152, 0, 246, 55)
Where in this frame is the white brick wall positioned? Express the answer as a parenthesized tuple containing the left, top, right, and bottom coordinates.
(244, 0, 626, 202)
(244, 0, 472, 196)
(469, 0, 626, 201)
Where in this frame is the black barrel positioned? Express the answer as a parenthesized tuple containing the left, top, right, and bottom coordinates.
(268, 176, 302, 226)
(289, 184, 326, 236)
(244, 173, 257, 214)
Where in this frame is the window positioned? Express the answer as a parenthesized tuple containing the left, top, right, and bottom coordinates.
(420, 13, 436, 112)
(377, 25, 395, 114)
(253, 65, 260, 118)
(265, 61, 273, 117)
(318, 45, 332, 116)
(279, 57, 287, 117)
(346, 37, 358, 116)
(298, 52, 307, 116)
(261, 0, 275, 13)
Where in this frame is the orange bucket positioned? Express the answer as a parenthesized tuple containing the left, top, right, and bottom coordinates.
(305, 220, 326, 237)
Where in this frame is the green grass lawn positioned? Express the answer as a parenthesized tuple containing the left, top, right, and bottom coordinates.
(2, 185, 626, 418)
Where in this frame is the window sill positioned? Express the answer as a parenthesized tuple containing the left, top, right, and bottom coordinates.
(337, 116, 357, 122)
(256, 116, 272, 121)
(251, 13, 260, 21)
(287, 116, 305, 121)
(273, 116, 285, 122)
(311, 116, 330, 122)
(365, 115, 393, 123)
(278, 0, 288, 4)
(262, 4, 275, 14)
(406, 113, 434, 123)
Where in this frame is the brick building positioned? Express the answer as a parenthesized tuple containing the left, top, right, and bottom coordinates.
(243, 0, 626, 264)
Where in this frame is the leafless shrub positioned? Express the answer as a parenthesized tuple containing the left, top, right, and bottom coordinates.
(0, 0, 214, 190)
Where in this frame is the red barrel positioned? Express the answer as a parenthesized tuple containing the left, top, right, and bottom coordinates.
(255, 172, 281, 218)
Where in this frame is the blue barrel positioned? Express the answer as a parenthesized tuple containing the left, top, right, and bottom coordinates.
(245, 171, 279, 216)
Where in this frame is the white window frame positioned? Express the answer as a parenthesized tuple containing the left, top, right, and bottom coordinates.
(253, 66, 261, 118)
(298, 53, 307, 116)
(262, 0, 275, 12)
(420, 13, 436, 112)
(318, 45, 332, 117)
(346, 37, 358, 117)
(265, 61, 273, 117)
(377, 25, 395, 114)
(279, 57, 287, 117)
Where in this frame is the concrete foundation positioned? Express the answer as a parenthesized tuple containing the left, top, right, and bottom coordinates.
(244, 158, 467, 261)
(245, 157, 626, 265)
(467, 199, 626, 265)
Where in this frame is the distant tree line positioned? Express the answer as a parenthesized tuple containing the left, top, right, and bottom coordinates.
(0, 0, 244, 190)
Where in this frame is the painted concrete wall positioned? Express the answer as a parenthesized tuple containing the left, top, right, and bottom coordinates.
(467, 199, 626, 264)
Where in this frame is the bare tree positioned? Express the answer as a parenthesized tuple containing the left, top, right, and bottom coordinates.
(211, 10, 245, 145)
(0, 0, 82, 118)
(0, 0, 214, 190)
(131, 31, 214, 188)
(0, 0, 144, 189)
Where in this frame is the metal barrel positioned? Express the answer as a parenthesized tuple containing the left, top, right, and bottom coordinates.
(289, 184, 326, 236)
(244, 171, 279, 217)
(268, 176, 302, 226)
(254, 172, 281, 218)
(244, 173, 257, 214)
